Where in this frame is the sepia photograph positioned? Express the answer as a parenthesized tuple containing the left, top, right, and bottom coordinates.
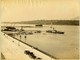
(0, 0, 80, 60)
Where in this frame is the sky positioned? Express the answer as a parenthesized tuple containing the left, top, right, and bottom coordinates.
(1, 0, 80, 22)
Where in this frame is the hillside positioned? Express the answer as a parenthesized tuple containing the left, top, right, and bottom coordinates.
(3, 20, 79, 26)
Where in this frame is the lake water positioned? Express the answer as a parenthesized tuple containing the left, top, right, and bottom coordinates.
(12, 24, 79, 59)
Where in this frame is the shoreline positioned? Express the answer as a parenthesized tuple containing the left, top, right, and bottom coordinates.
(3, 32, 57, 59)
(10, 35, 57, 59)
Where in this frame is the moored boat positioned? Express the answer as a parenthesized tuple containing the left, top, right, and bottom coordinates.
(46, 28, 64, 34)
(46, 30, 64, 34)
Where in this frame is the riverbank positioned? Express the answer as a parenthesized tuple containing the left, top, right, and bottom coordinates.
(1, 32, 55, 60)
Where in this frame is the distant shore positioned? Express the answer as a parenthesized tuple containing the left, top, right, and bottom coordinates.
(2, 20, 79, 26)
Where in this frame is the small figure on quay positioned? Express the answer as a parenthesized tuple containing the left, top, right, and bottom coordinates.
(25, 35, 27, 39)
(24, 35, 27, 42)
(18, 42, 20, 46)
(20, 35, 21, 40)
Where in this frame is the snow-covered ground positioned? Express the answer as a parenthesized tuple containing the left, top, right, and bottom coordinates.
(1, 32, 55, 60)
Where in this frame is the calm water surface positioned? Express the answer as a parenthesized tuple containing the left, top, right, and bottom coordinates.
(13, 25, 79, 59)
